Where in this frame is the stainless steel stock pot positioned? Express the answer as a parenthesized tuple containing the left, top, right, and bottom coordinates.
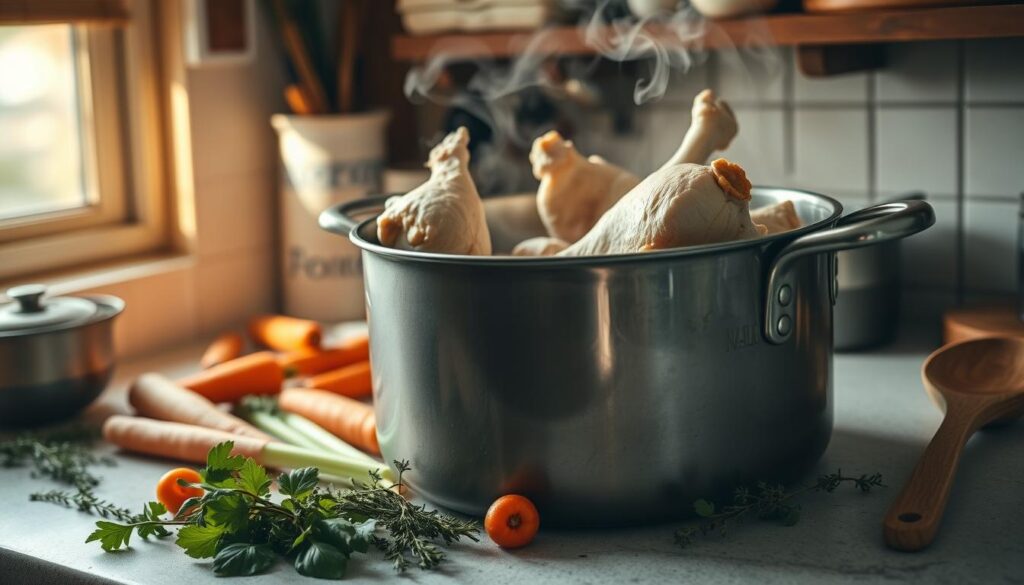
(320, 189, 934, 525)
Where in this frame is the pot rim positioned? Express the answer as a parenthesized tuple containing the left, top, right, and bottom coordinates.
(0, 294, 124, 339)
(346, 186, 844, 266)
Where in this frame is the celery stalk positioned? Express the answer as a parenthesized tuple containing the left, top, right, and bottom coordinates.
(244, 410, 320, 451)
(281, 412, 378, 465)
(262, 442, 395, 484)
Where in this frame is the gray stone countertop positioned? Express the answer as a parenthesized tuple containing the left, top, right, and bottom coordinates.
(1, 327, 1022, 585)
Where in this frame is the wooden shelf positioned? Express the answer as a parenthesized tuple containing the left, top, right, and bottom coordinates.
(392, 4, 1024, 62)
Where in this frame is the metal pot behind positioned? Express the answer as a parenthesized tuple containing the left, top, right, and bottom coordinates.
(0, 293, 123, 427)
(321, 189, 933, 525)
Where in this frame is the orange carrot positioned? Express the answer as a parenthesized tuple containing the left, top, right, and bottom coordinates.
(129, 373, 274, 441)
(277, 334, 370, 377)
(278, 388, 379, 455)
(103, 415, 268, 464)
(248, 315, 322, 351)
(200, 331, 244, 369)
(304, 361, 372, 399)
(177, 351, 283, 403)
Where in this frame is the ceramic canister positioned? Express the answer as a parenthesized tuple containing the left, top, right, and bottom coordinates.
(272, 111, 388, 321)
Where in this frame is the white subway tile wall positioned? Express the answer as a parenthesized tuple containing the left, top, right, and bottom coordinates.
(793, 109, 869, 198)
(875, 108, 958, 197)
(619, 38, 1023, 297)
(965, 108, 1024, 198)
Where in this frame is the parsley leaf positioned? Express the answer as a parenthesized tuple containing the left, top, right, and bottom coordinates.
(205, 493, 250, 532)
(176, 524, 226, 559)
(86, 521, 133, 552)
(212, 543, 276, 577)
(202, 441, 245, 486)
(316, 518, 375, 555)
(136, 501, 171, 539)
(237, 458, 271, 497)
(294, 540, 349, 579)
(278, 468, 318, 501)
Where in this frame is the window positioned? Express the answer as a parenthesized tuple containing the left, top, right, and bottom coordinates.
(0, 1, 167, 279)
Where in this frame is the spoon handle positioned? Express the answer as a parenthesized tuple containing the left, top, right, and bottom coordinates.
(883, 404, 983, 551)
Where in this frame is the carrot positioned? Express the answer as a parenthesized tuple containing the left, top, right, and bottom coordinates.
(129, 373, 274, 441)
(103, 415, 268, 464)
(200, 331, 244, 369)
(304, 361, 372, 399)
(102, 415, 393, 483)
(177, 351, 283, 403)
(277, 334, 370, 377)
(278, 388, 379, 455)
(248, 315, 322, 351)
(156, 467, 203, 514)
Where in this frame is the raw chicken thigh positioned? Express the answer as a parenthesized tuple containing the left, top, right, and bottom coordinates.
(659, 89, 738, 169)
(530, 131, 641, 244)
(560, 158, 765, 256)
(376, 127, 492, 255)
(751, 200, 802, 235)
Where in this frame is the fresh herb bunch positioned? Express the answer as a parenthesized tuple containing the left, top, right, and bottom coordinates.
(86, 441, 479, 579)
(675, 470, 885, 547)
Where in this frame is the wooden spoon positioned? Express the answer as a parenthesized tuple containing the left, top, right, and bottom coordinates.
(883, 336, 1024, 551)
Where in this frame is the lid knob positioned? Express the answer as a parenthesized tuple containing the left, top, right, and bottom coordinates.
(6, 284, 48, 314)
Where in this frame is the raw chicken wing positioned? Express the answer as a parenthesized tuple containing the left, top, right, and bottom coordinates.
(377, 127, 492, 255)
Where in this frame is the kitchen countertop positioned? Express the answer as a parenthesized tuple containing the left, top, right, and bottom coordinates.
(2, 326, 1022, 585)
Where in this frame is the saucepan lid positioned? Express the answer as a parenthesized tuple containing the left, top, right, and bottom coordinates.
(0, 284, 99, 335)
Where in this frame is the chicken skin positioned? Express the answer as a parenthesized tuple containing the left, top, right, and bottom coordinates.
(560, 158, 764, 256)
(530, 131, 641, 244)
(376, 127, 492, 255)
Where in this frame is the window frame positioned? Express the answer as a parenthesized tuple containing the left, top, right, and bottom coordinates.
(0, 0, 167, 279)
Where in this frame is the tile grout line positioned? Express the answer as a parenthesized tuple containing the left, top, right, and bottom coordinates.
(955, 40, 967, 305)
(783, 48, 795, 176)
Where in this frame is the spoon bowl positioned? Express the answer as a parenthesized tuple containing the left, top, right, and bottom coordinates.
(884, 336, 1024, 552)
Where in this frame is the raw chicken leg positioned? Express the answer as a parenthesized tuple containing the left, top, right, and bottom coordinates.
(376, 127, 492, 255)
(660, 89, 738, 168)
(530, 131, 641, 243)
(751, 200, 802, 235)
(561, 158, 765, 256)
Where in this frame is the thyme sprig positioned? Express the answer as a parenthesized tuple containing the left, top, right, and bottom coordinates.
(675, 470, 886, 547)
(326, 460, 480, 571)
(0, 426, 112, 490)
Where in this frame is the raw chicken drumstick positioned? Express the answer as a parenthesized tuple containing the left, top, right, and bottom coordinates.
(560, 158, 765, 257)
(659, 89, 738, 169)
(377, 127, 492, 255)
(751, 200, 802, 235)
(530, 131, 641, 244)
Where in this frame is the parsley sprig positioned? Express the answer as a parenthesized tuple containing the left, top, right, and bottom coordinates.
(84, 441, 479, 579)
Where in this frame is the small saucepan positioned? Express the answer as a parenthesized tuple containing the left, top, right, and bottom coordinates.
(0, 285, 124, 427)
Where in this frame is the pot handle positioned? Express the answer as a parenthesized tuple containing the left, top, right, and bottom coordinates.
(764, 199, 935, 344)
(319, 195, 393, 237)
